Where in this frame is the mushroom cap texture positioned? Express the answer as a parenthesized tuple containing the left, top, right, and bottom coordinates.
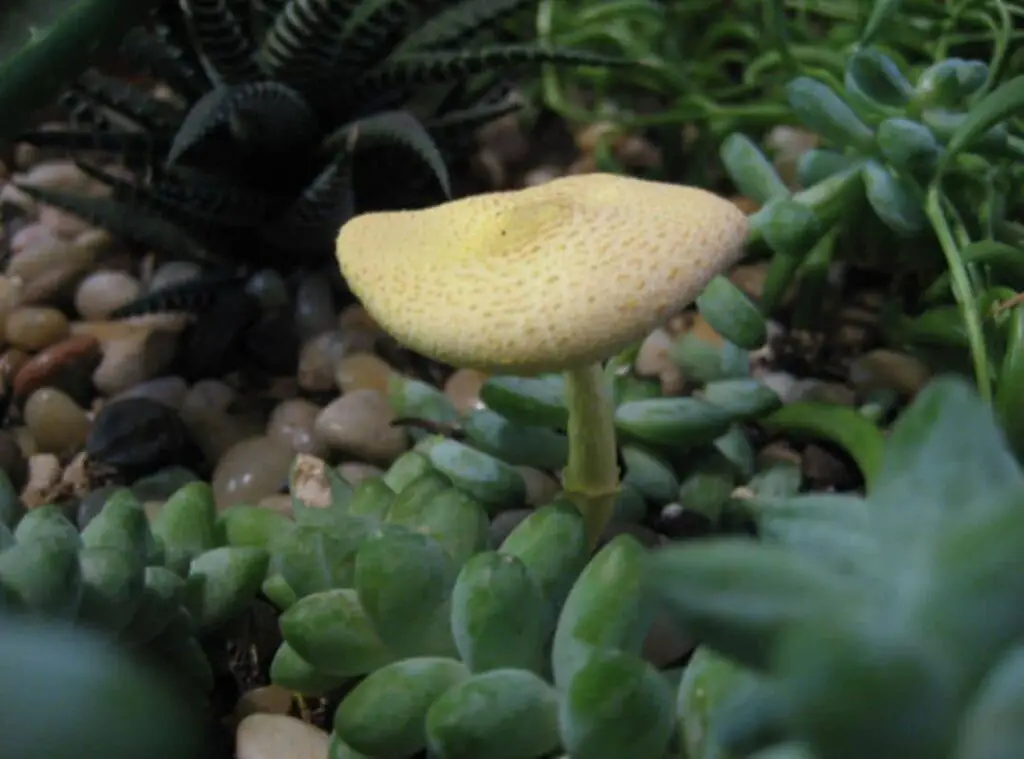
(336, 172, 749, 374)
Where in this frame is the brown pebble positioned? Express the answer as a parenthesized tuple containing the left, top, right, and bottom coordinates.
(12, 334, 100, 401)
(0, 348, 30, 386)
(4, 306, 70, 352)
(0, 275, 24, 329)
(334, 351, 394, 394)
(234, 685, 293, 724)
(24, 388, 91, 456)
(443, 368, 488, 414)
(314, 389, 409, 464)
(296, 332, 346, 393)
(212, 436, 295, 509)
(266, 399, 327, 456)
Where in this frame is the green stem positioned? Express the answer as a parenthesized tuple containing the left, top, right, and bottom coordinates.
(562, 363, 621, 549)
(924, 183, 993, 402)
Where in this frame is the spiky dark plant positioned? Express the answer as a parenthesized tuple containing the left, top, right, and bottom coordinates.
(14, 0, 624, 276)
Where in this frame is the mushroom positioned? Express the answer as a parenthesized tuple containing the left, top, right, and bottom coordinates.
(336, 172, 749, 547)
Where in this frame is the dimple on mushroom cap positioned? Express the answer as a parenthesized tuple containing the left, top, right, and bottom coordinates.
(336, 173, 749, 374)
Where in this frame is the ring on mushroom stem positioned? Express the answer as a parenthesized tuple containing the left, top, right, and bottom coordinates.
(336, 172, 749, 548)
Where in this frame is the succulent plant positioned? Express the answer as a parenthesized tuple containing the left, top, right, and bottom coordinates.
(718, 47, 1024, 410)
(0, 474, 268, 694)
(237, 452, 673, 759)
(12, 0, 624, 277)
(650, 374, 1024, 759)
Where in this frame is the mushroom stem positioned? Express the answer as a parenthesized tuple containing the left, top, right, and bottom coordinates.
(561, 363, 621, 549)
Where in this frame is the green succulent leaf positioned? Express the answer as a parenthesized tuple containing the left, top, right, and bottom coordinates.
(0, 538, 82, 617)
(269, 641, 350, 696)
(750, 198, 827, 260)
(560, 650, 676, 759)
(774, 617, 959, 759)
(696, 275, 768, 349)
(719, 134, 790, 206)
(746, 493, 876, 576)
(461, 409, 569, 470)
(844, 48, 912, 110)
(647, 538, 848, 671)
(150, 482, 218, 576)
(183, 546, 268, 631)
(621, 445, 680, 504)
(334, 657, 470, 758)
(76, 546, 145, 632)
(552, 535, 652, 689)
(382, 452, 434, 493)
(15, 504, 81, 552)
(941, 75, 1024, 162)
(861, 160, 926, 235)
(785, 76, 875, 151)
(614, 397, 735, 449)
(870, 375, 1023, 535)
(497, 501, 590, 613)
(279, 588, 394, 677)
(678, 646, 767, 759)
(270, 518, 373, 597)
(425, 668, 561, 759)
(118, 566, 185, 645)
(955, 644, 1024, 759)
(416, 438, 527, 513)
(354, 528, 457, 657)
(388, 374, 459, 427)
(702, 379, 783, 421)
(479, 374, 568, 428)
(914, 59, 990, 108)
(795, 148, 856, 187)
(450, 551, 550, 674)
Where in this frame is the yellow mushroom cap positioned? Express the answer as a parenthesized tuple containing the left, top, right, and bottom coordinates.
(336, 173, 749, 374)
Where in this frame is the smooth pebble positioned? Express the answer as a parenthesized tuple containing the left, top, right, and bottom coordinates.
(4, 306, 70, 351)
(266, 399, 326, 456)
(314, 389, 409, 464)
(334, 352, 393, 394)
(212, 435, 294, 509)
(24, 387, 90, 455)
(235, 714, 329, 759)
(75, 269, 143, 320)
